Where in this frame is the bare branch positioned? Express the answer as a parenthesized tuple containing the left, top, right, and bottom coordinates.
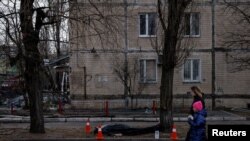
(222, 0, 250, 71)
(157, 0, 167, 31)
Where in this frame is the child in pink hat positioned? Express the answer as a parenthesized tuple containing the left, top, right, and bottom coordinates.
(186, 101, 207, 141)
(193, 101, 203, 112)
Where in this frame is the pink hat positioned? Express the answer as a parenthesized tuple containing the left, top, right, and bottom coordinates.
(193, 101, 203, 111)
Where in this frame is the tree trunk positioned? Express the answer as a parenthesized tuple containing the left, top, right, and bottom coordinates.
(24, 44, 45, 133)
(160, 31, 176, 132)
(160, 67, 174, 132)
(158, 0, 192, 132)
(27, 75, 45, 133)
(20, 0, 45, 133)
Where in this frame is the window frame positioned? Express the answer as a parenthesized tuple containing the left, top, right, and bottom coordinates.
(183, 58, 201, 83)
(184, 12, 200, 37)
(139, 13, 157, 37)
(139, 58, 157, 83)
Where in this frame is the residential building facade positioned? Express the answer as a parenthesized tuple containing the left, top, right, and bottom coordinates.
(68, 0, 250, 109)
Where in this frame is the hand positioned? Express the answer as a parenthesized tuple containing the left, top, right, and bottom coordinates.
(188, 115, 193, 120)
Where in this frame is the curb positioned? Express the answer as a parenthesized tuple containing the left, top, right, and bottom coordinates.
(0, 116, 247, 123)
(13, 138, 185, 141)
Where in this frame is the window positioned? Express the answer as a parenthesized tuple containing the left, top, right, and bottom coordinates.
(139, 13, 156, 36)
(184, 13, 200, 36)
(140, 59, 157, 83)
(183, 59, 200, 82)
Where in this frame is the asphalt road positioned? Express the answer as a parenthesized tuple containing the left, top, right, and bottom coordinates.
(1, 120, 250, 129)
(1, 121, 249, 141)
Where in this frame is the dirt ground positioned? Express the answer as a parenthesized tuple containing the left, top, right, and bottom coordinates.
(0, 128, 84, 141)
(0, 122, 190, 141)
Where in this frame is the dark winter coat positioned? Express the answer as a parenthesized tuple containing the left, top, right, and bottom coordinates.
(187, 109, 207, 141)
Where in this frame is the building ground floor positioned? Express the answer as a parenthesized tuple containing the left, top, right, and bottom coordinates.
(69, 51, 250, 109)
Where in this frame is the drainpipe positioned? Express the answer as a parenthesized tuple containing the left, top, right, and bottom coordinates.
(211, 0, 216, 110)
(74, 0, 87, 99)
(123, 0, 129, 108)
(84, 66, 87, 99)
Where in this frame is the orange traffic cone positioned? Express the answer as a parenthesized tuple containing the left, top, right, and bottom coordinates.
(96, 125, 104, 140)
(170, 124, 178, 140)
(85, 118, 91, 135)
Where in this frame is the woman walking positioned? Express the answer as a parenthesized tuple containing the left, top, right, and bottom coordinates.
(189, 86, 206, 115)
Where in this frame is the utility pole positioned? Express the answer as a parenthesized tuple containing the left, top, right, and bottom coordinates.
(211, 0, 216, 110)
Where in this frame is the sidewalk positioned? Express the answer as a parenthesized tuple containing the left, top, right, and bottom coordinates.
(0, 107, 248, 123)
(0, 107, 249, 141)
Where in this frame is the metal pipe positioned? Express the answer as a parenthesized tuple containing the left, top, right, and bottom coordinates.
(211, 0, 216, 110)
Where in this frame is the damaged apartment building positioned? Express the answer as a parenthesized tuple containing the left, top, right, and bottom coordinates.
(68, 0, 250, 109)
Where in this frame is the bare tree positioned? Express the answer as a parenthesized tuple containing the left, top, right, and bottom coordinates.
(157, 0, 192, 132)
(19, 0, 53, 133)
(49, 0, 69, 91)
(112, 55, 145, 109)
(222, 0, 250, 71)
(68, 0, 126, 101)
(0, 0, 29, 109)
(1, 0, 126, 133)
(0, 0, 68, 133)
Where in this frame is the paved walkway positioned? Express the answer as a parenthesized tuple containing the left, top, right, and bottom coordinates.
(12, 138, 184, 141)
(0, 107, 249, 141)
(0, 108, 248, 123)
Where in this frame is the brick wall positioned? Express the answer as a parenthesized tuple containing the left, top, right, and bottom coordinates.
(69, 0, 250, 109)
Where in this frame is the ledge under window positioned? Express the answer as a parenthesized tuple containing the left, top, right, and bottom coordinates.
(139, 35, 156, 38)
(183, 81, 201, 84)
(139, 81, 157, 84)
(184, 35, 200, 38)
